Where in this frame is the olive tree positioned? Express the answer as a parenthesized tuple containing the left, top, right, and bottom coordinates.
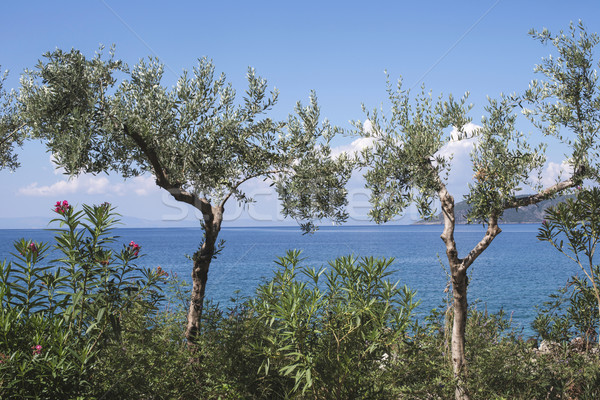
(18, 48, 352, 344)
(356, 22, 597, 400)
(0, 68, 24, 171)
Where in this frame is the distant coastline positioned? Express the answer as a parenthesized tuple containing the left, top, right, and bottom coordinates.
(414, 195, 573, 225)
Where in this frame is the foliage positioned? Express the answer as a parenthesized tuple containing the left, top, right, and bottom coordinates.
(466, 97, 546, 222)
(538, 187, 600, 343)
(18, 47, 351, 231)
(2, 219, 600, 398)
(0, 67, 24, 171)
(89, 273, 201, 399)
(17, 46, 353, 341)
(250, 251, 420, 399)
(0, 202, 166, 399)
(524, 20, 600, 179)
(355, 80, 472, 222)
(533, 272, 600, 345)
(354, 21, 600, 400)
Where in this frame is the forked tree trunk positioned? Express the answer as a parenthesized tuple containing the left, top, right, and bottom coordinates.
(438, 184, 501, 400)
(185, 206, 223, 344)
(438, 188, 471, 400)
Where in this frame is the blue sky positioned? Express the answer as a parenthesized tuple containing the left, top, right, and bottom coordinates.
(1, 1, 599, 227)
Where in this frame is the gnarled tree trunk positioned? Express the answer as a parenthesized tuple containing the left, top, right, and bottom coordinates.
(185, 205, 223, 344)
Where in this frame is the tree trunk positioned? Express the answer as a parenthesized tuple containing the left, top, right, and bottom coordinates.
(185, 206, 223, 344)
(438, 185, 471, 400)
(436, 179, 501, 400)
(451, 262, 469, 400)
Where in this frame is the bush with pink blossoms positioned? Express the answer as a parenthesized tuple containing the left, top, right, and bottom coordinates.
(0, 201, 168, 399)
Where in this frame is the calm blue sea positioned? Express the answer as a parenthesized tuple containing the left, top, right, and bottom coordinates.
(0, 224, 581, 336)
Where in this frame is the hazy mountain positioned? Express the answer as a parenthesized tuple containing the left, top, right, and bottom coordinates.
(416, 195, 574, 225)
(0, 215, 201, 229)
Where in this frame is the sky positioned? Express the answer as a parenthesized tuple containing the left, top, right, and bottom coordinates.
(1, 0, 599, 227)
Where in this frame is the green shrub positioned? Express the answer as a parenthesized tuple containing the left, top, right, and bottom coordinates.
(533, 271, 600, 345)
(250, 250, 420, 399)
(0, 201, 167, 399)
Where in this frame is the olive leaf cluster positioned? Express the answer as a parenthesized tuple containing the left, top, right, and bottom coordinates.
(537, 187, 600, 343)
(354, 77, 472, 222)
(0, 67, 24, 171)
(524, 20, 600, 179)
(466, 96, 546, 222)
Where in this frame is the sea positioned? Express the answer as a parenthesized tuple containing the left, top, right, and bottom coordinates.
(0, 224, 583, 337)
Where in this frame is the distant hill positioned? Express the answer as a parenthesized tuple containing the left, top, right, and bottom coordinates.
(416, 195, 573, 225)
(0, 215, 202, 229)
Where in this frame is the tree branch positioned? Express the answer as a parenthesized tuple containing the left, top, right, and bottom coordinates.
(123, 123, 212, 215)
(218, 168, 287, 208)
(463, 214, 502, 270)
(0, 122, 25, 146)
(430, 159, 461, 267)
(123, 124, 171, 187)
(503, 176, 579, 209)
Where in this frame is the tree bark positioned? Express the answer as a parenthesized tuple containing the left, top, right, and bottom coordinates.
(450, 263, 469, 400)
(437, 177, 503, 400)
(185, 205, 224, 344)
(437, 184, 470, 400)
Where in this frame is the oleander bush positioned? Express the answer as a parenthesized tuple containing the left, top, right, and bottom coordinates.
(249, 251, 421, 399)
(0, 202, 167, 399)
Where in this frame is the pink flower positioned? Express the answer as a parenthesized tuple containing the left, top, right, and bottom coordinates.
(156, 266, 169, 278)
(21, 242, 38, 256)
(128, 241, 141, 256)
(31, 344, 42, 355)
(54, 200, 71, 214)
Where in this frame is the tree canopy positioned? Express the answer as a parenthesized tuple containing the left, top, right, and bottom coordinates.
(18, 48, 351, 231)
(0, 68, 24, 171)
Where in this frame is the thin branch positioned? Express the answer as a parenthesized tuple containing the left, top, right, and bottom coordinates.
(503, 176, 579, 209)
(218, 168, 288, 208)
(0, 122, 26, 146)
(123, 124, 170, 187)
(463, 214, 502, 270)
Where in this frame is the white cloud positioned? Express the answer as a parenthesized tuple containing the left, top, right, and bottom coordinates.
(18, 179, 81, 197)
(433, 123, 482, 198)
(85, 176, 110, 195)
(331, 137, 375, 158)
(362, 119, 373, 135)
(49, 154, 66, 176)
(539, 160, 573, 187)
(17, 174, 160, 197)
(132, 175, 158, 196)
(449, 122, 480, 141)
(435, 123, 480, 167)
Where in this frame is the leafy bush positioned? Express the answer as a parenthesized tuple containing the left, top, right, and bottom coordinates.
(537, 187, 600, 345)
(533, 271, 600, 345)
(0, 201, 166, 399)
(250, 250, 420, 399)
(2, 203, 600, 399)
